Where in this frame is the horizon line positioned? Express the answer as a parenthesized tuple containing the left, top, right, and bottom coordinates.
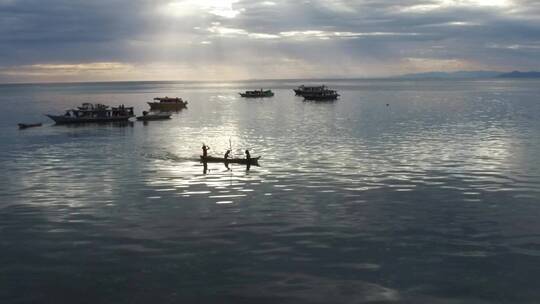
(1, 70, 537, 86)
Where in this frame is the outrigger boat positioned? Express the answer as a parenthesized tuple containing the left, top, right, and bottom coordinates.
(239, 89, 274, 98)
(136, 111, 172, 121)
(148, 97, 188, 111)
(18, 122, 42, 129)
(200, 155, 260, 165)
(46, 103, 134, 124)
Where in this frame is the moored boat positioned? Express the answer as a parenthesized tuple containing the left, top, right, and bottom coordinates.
(303, 89, 340, 101)
(136, 111, 172, 121)
(18, 123, 42, 129)
(239, 89, 274, 98)
(200, 155, 260, 165)
(148, 97, 188, 111)
(46, 103, 134, 124)
(294, 85, 327, 96)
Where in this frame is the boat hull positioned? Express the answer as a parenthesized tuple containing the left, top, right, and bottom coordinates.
(148, 102, 188, 111)
(136, 113, 171, 121)
(18, 123, 42, 129)
(200, 156, 260, 164)
(46, 115, 131, 124)
(303, 94, 339, 101)
(239, 92, 274, 98)
(239, 94, 274, 98)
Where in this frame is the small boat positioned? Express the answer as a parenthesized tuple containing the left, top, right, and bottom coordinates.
(239, 89, 274, 98)
(303, 89, 340, 101)
(148, 97, 188, 111)
(46, 103, 134, 124)
(294, 85, 327, 96)
(200, 155, 260, 165)
(18, 123, 42, 129)
(136, 111, 172, 121)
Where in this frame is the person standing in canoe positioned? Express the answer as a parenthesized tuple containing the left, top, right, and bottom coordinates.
(224, 149, 231, 160)
(245, 149, 251, 160)
(202, 144, 210, 157)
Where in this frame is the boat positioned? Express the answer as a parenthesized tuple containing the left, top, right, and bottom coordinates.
(46, 103, 134, 124)
(303, 89, 340, 101)
(239, 89, 274, 98)
(18, 123, 42, 129)
(293, 85, 327, 96)
(136, 111, 172, 121)
(148, 97, 188, 111)
(200, 155, 260, 165)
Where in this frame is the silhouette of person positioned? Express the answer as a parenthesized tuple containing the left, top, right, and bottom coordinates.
(224, 149, 231, 160)
(202, 144, 210, 157)
(245, 149, 251, 160)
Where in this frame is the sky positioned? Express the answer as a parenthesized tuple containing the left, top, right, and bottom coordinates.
(0, 0, 539, 82)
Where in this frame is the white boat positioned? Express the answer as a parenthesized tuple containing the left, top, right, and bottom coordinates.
(136, 111, 172, 121)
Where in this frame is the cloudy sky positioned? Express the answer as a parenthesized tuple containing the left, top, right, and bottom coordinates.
(1, 0, 539, 82)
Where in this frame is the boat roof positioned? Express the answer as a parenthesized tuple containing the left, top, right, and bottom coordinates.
(69, 104, 133, 112)
(154, 97, 183, 101)
(244, 89, 271, 92)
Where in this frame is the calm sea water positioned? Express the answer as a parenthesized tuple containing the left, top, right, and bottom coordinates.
(1, 79, 540, 303)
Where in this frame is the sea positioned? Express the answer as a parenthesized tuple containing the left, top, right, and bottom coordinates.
(1, 79, 539, 303)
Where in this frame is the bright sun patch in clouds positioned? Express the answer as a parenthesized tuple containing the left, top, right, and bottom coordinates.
(1, 0, 539, 82)
(161, 0, 242, 18)
(205, 26, 418, 40)
(29, 62, 131, 71)
(403, 57, 481, 72)
(280, 30, 419, 40)
(404, 0, 512, 12)
(0, 62, 134, 81)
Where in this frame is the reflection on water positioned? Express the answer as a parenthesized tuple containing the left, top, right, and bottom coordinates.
(1, 80, 540, 303)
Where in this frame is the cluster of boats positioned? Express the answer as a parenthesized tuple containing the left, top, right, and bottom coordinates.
(20, 85, 338, 128)
(42, 97, 187, 125)
(239, 84, 340, 101)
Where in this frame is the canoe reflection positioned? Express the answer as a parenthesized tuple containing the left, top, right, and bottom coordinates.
(202, 161, 257, 175)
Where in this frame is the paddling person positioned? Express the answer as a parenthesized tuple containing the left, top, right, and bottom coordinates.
(245, 149, 251, 160)
(224, 149, 231, 160)
(202, 144, 210, 157)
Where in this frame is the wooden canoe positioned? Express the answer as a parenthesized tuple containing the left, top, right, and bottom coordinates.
(200, 155, 260, 164)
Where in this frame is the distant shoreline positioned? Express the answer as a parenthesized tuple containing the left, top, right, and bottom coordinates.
(1, 71, 540, 86)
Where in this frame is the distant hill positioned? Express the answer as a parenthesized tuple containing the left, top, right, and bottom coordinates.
(397, 71, 502, 79)
(497, 71, 540, 78)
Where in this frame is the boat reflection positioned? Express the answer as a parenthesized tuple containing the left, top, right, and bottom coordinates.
(201, 162, 260, 175)
(202, 161, 256, 174)
(53, 121, 134, 128)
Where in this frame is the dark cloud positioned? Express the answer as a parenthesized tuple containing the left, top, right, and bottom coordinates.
(0, 0, 539, 81)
